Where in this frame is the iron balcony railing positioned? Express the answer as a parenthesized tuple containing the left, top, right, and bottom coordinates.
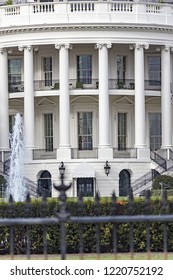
(8, 79, 164, 92)
(33, 149, 57, 160)
(71, 148, 98, 159)
(113, 148, 137, 158)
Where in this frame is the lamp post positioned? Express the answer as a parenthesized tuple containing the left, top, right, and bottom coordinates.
(53, 161, 71, 260)
(104, 160, 111, 176)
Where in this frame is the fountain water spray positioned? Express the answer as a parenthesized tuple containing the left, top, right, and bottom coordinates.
(6, 113, 26, 202)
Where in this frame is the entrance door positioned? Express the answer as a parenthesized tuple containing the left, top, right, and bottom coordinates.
(38, 170, 52, 197)
(119, 169, 131, 196)
(77, 178, 94, 197)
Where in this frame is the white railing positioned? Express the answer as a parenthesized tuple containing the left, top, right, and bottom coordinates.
(146, 4, 161, 13)
(110, 2, 133, 12)
(4, 6, 20, 16)
(0, 2, 173, 27)
(70, 2, 95, 12)
(33, 3, 55, 14)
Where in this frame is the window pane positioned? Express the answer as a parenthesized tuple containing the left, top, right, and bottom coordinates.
(149, 113, 162, 150)
(118, 113, 127, 150)
(77, 55, 92, 84)
(117, 55, 126, 83)
(44, 113, 53, 151)
(43, 57, 52, 86)
(148, 56, 161, 86)
(8, 59, 22, 89)
(78, 112, 92, 150)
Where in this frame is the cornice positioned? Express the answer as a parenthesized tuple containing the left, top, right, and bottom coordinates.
(1, 23, 173, 35)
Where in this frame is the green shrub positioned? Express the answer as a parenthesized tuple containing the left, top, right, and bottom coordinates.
(0, 197, 173, 254)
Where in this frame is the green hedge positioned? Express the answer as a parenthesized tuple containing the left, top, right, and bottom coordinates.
(0, 197, 173, 254)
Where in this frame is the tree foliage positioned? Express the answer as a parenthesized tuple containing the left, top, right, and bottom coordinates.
(152, 175, 173, 190)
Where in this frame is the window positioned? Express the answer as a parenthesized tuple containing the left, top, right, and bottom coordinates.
(78, 112, 92, 150)
(148, 56, 161, 86)
(9, 115, 15, 135)
(149, 113, 162, 151)
(77, 55, 92, 84)
(44, 114, 53, 151)
(118, 113, 127, 150)
(43, 57, 52, 87)
(117, 55, 126, 84)
(77, 178, 94, 197)
(8, 59, 23, 91)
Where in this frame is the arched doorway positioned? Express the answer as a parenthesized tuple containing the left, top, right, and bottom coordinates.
(37, 170, 52, 197)
(119, 169, 131, 197)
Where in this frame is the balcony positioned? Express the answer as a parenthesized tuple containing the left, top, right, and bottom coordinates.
(1, 2, 173, 29)
(8, 79, 163, 93)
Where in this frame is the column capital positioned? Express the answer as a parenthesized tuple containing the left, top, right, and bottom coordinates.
(162, 45, 171, 52)
(130, 43, 149, 51)
(0, 48, 7, 54)
(55, 43, 72, 50)
(18, 45, 38, 52)
(95, 42, 112, 49)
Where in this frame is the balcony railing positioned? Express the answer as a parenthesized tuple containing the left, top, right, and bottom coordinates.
(33, 149, 57, 160)
(34, 80, 59, 91)
(1, 2, 173, 28)
(113, 148, 137, 158)
(8, 79, 164, 92)
(8, 82, 24, 93)
(71, 148, 98, 159)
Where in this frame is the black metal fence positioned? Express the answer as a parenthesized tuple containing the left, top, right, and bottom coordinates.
(0, 180, 173, 260)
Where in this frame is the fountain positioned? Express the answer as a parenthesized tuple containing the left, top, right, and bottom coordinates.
(6, 113, 26, 202)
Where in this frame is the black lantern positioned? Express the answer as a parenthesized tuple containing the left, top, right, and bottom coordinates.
(59, 161, 65, 178)
(104, 161, 111, 176)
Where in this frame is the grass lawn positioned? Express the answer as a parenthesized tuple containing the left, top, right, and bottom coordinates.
(0, 253, 173, 260)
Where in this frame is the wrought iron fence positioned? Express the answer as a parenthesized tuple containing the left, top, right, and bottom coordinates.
(0, 181, 173, 260)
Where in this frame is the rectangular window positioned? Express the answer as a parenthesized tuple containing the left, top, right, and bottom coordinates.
(43, 57, 52, 87)
(148, 56, 161, 86)
(8, 59, 23, 92)
(149, 113, 162, 151)
(78, 112, 92, 150)
(77, 178, 94, 197)
(118, 112, 127, 150)
(77, 55, 92, 84)
(117, 55, 126, 84)
(44, 113, 53, 151)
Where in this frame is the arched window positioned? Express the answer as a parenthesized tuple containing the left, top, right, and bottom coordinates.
(119, 169, 131, 197)
(37, 170, 52, 197)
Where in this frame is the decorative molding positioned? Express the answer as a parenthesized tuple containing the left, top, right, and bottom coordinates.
(0, 48, 6, 54)
(95, 43, 112, 49)
(163, 45, 170, 52)
(55, 43, 72, 50)
(18, 45, 38, 52)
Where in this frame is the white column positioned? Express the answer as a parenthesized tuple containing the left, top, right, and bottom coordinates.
(55, 43, 71, 160)
(19, 46, 35, 158)
(96, 43, 113, 159)
(134, 44, 150, 159)
(0, 48, 9, 150)
(161, 45, 172, 149)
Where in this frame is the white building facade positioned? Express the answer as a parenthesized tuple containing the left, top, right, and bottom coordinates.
(0, 1, 173, 197)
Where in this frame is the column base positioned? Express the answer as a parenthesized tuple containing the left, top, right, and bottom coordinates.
(98, 146, 113, 159)
(137, 148, 150, 159)
(57, 147, 71, 160)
